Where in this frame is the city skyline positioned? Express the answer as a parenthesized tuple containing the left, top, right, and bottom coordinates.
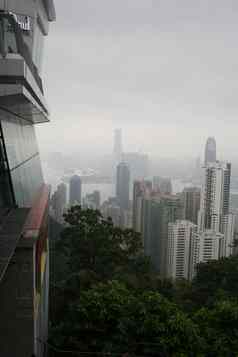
(49, 132, 237, 284)
(1, 1, 238, 355)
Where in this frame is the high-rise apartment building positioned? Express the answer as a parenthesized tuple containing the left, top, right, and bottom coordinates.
(142, 194, 183, 277)
(204, 137, 216, 165)
(182, 187, 200, 224)
(69, 175, 82, 206)
(0, 1, 56, 356)
(132, 180, 152, 233)
(198, 230, 223, 262)
(197, 160, 234, 266)
(116, 162, 130, 211)
(167, 220, 197, 280)
(198, 161, 231, 233)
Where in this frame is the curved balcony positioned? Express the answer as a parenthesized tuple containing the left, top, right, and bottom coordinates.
(0, 13, 49, 124)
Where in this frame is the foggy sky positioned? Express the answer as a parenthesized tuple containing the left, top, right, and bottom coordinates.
(36, 0, 238, 159)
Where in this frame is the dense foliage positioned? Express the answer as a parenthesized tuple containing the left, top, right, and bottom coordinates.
(49, 206, 238, 356)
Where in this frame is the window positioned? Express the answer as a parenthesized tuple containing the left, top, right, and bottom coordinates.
(0, 16, 17, 55)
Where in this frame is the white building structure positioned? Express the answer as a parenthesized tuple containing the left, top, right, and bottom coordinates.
(166, 160, 234, 282)
(196, 160, 234, 265)
(167, 220, 197, 280)
(198, 161, 231, 234)
(198, 230, 223, 263)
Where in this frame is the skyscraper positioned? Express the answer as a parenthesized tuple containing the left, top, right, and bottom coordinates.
(0, 1, 56, 356)
(182, 187, 201, 224)
(116, 162, 130, 211)
(113, 129, 123, 164)
(197, 161, 234, 265)
(198, 161, 231, 233)
(167, 220, 197, 280)
(69, 175, 82, 206)
(204, 137, 216, 165)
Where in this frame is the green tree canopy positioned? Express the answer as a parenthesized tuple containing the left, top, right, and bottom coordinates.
(55, 206, 153, 288)
(194, 300, 238, 356)
(50, 206, 238, 356)
(50, 280, 201, 356)
(191, 257, 238, 307)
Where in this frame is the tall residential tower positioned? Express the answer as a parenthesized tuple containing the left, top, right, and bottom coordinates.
(167, 220, 197, 280)
(197, 161, 234, 265)
(198, 161, 231, 233)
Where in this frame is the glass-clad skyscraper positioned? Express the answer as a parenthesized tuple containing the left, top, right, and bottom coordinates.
(0, 1, 56, 356)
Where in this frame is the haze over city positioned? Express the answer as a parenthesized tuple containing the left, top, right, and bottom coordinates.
(1, 0, 238, 356)
(36, 0, 238, 159)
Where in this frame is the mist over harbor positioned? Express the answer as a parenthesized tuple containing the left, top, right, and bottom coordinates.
(36, 0, 238, 160)
(1, 0, 238, 356)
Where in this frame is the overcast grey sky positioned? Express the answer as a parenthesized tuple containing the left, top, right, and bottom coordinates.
(36, 0, 238, 159)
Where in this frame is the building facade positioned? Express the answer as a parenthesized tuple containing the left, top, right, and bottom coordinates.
(198, 161, 231, 233)
(196, 161, 234, 268)
(182, 187, 200, 224)
(142, 194, 183, 277)
(197, 230, 223, 263)
(0, 1, 55, 356)
(167, 220, 197, 280)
